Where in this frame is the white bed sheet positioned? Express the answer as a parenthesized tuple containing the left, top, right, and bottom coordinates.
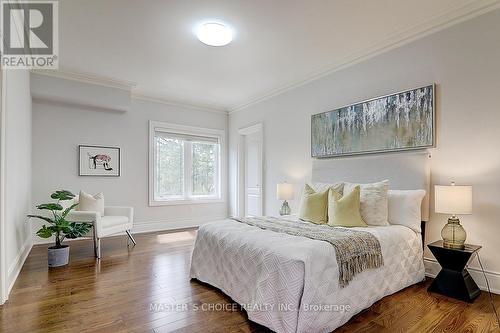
(190, 218, 425, 333)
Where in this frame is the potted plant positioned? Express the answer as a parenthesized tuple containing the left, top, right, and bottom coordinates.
(28, 190, 91, 267)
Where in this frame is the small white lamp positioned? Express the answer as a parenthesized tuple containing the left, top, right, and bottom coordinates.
(277, 182, 293, 216)
(435, 182, 472, 249)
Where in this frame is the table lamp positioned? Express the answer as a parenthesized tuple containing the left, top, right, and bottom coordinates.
(435, 182, 472, 249)
(277, 182, 293, 216)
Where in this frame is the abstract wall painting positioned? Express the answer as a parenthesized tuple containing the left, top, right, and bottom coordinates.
(311, 84, 435, 158)
(78, 145, 120, 176)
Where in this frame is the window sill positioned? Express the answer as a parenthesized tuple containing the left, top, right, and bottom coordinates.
(149, 198, 224, 207)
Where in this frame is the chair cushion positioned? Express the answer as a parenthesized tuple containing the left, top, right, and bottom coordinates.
(101, 216, 129, 228)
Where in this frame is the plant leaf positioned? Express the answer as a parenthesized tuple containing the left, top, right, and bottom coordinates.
(27, 214, 55, 224)
(36, 203, 63, 211)
(55, 217, 70, 226)
(62, 203, 78, 218)
(47, 225, 59, 233)
(36, 226, 53, 238)
(64, 222, 91, 239)
(51, 190, 75, 201)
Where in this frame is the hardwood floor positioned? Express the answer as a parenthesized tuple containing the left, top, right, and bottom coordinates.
(1, 230, 499, 332)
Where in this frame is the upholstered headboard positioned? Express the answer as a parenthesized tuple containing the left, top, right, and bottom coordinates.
(311, 152, 431, 222)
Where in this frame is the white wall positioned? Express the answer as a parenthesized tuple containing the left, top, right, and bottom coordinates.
(3, 69, 33, 298)
(31, 76, 228, 240)
(229, 9, 500, 290)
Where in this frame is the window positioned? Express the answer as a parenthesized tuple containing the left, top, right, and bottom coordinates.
(149, 121, 224, 205)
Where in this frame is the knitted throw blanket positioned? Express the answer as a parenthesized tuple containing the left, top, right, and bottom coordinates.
(232, 216, 383, 287)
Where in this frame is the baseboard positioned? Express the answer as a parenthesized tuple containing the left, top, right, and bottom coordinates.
(131, 216, 227, 234)
(6, 237, 33, 299)
(424, 257, 500, 295)
(33, 236, 92, 245)
(32, 215, 228, 245)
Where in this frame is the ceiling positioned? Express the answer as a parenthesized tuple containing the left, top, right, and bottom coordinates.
(58, 0, 500, 112)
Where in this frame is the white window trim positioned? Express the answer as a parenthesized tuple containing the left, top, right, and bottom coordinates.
(149, 120, 226, 206)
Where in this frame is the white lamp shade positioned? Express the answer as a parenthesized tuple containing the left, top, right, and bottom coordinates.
(277, 183, 294, 200)
(435, 184, 472, 215)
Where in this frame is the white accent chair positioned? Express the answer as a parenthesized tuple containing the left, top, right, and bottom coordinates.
(67, 206, 135, 259)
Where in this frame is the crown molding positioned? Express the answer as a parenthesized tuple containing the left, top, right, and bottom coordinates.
(31, 69, 137, 91)
(31, 93, 129, 113)
(228, 0, 500, 114)
(31, 69, 229, 115)
(131, 92, 228, 115)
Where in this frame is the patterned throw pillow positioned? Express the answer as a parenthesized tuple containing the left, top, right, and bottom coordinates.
(327, 186, 367, 227)
(299, 184, 329, 224)
(343, 180, 389, 226)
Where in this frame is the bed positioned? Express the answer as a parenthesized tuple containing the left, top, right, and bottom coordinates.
(190, 153, 430, 333)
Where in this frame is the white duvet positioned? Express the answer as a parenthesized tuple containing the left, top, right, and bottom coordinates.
(190, 218, 425, 333)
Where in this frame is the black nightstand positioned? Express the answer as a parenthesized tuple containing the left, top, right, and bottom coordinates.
(427, 240, 482, 302)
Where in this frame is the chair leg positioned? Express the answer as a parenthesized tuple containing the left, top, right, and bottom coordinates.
(92, 225, 97, 258)
(96, 238, 101, 259)
(126, 230, 137, 246)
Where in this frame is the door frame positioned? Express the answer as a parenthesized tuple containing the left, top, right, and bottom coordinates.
(237, 123, 263, 217)
(0, 68, 6, 304)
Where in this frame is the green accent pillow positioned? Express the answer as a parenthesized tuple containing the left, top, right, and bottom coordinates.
(299, 184, 328, 224)
(328, 186, 367, 227)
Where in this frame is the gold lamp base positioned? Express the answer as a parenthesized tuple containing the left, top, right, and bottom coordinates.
(441, 216, 466, 250)
(443, 241, 466, 250)
(279, 200, 291, 216)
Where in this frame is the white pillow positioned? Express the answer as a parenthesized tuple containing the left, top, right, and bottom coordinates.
(388, 190, 426, 232)
(343, 180, 389, 226)
(77, 191, 104, 216)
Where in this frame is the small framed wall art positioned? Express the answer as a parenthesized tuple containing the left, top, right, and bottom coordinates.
(78, 145, 120, 177)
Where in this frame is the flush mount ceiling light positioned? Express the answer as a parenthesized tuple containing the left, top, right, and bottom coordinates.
(196, 22, 233, 47)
